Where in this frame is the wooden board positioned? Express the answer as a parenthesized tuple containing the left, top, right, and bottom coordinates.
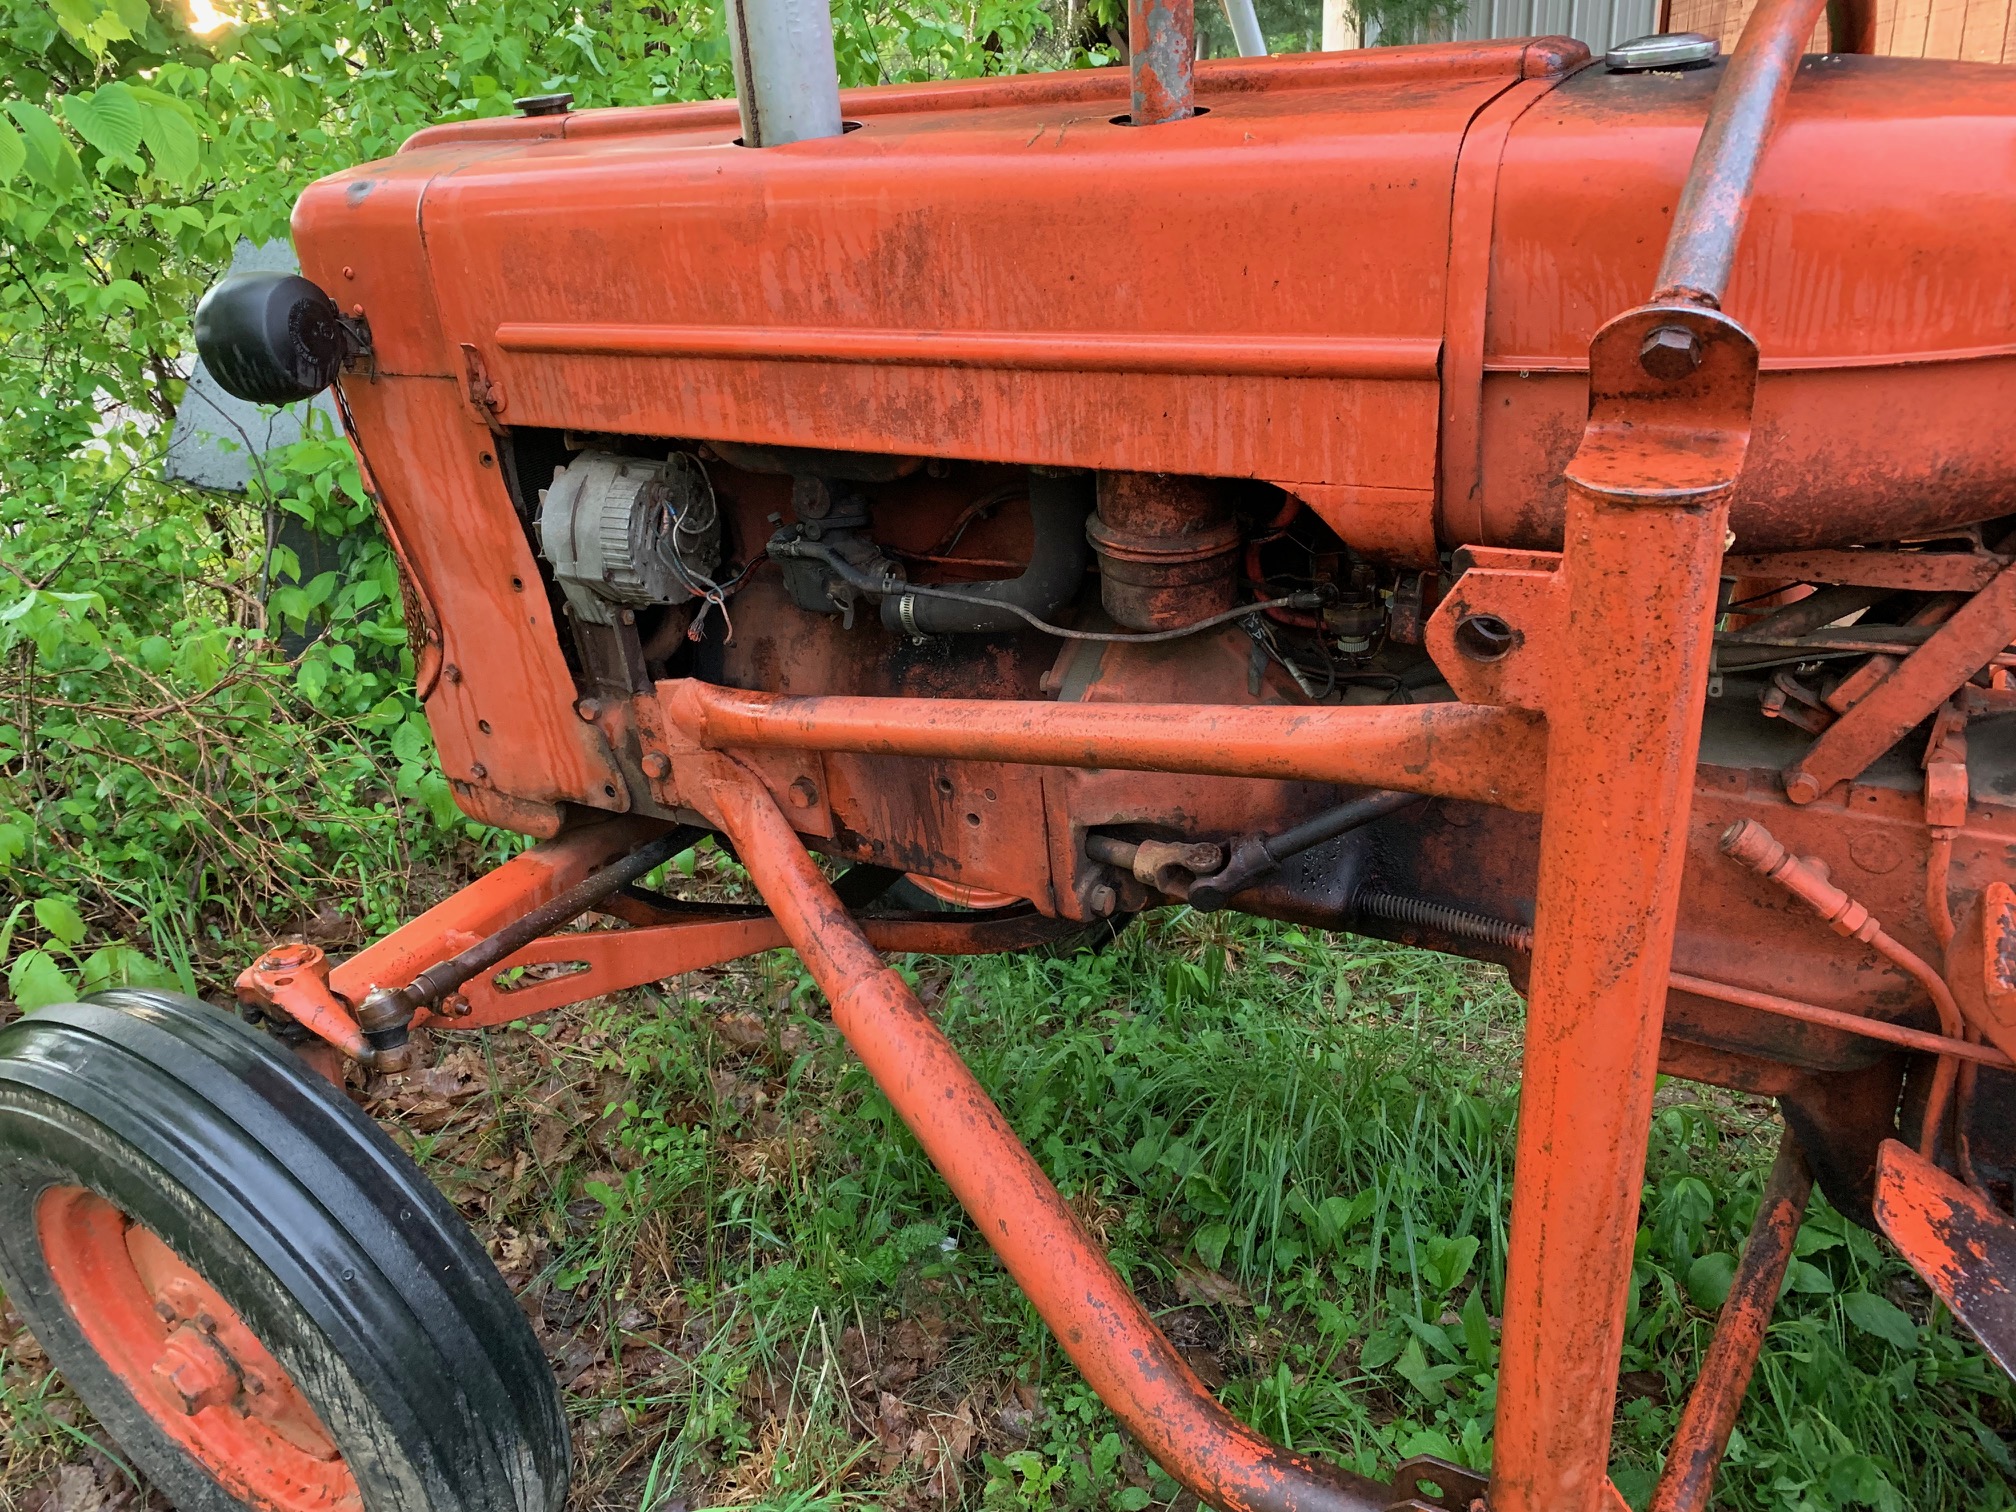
(1662, 0, 2014, 58)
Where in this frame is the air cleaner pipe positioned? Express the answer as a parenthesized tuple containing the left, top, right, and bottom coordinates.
(1130, 0, 1196, 123)
(1656, 0, 1867, 305)
(724, 0, 844, 145)
(705, 755, 1390, 1512)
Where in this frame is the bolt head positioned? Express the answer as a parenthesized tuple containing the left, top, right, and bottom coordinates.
(575, 697, 603, 722)
(787, 777, 818, 809)
(641, 751, 672, 780)
(154, 1331, 237, 1415)
(1639, 324, 1703, 381)
(255, 942, 319, 972)
(1087, 883, 1118, 918)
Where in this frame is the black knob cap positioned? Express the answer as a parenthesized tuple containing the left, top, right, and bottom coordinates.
(514, 92, 573, 117)
(193, 272, 347, 405)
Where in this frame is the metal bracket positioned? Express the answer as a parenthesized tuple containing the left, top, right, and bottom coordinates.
(1384, 1456, 1488, 1511)
(1425, 547, 1563, 711)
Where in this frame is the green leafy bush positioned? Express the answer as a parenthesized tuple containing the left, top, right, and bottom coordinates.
(0, 0, 1061, 1005)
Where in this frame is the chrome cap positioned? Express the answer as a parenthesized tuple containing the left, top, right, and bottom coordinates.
(1606, 32, 1720, 71)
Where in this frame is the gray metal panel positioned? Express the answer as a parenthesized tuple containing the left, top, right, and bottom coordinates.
(1446, 0, 1656, 49)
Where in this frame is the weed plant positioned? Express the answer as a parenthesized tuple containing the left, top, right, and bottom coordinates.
(234, 903, 2011, 1512)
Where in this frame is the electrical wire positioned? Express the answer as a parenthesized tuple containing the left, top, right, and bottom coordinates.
(779, 537, 1326, 644)
(656, 452, 737, 643)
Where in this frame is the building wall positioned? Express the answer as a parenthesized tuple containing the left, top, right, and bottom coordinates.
(1663, 0, 2016, 61)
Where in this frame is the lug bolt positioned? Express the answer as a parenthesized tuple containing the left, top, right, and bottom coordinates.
(1639, 324, 1703, 381)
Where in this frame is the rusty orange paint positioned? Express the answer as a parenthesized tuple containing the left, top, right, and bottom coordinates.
(1873, 1138, 2016, 1376)
(328, 820, 648, 1004)
(662, 679, 1549, 812)
(1648, 1134, 1812, 1512)
(38, 1188, 359, 1512)
(420, 904, 1088, 1029)
(1490, 306, 1751, 1512)
(236, 943, 369, 1066)
(1721, 818, 1964, 1154)
(219, 1, 2016, 1505)
(700, 753, 1391, 1512)
(1783, 562, 2016, 803)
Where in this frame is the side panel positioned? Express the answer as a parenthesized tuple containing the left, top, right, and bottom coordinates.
(328, 377, 630, 824)
(1479, 56, 2016, 551)
(400, 60, 1530, 491)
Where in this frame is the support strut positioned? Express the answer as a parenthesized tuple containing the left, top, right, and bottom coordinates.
(704, 755, 1390, 1512)
(1649, 1133, 1813, 1512)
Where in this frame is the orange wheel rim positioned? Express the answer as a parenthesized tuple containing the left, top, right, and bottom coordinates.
(36, 1187, 362, 1512)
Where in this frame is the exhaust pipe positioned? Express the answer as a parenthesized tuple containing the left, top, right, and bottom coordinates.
(725, 0, 845, 146)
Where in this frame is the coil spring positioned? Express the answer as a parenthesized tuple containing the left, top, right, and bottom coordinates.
(1355, 891, 1535, 953)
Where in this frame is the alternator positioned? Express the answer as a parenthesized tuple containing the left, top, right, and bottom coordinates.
(536, 450, 722, 626)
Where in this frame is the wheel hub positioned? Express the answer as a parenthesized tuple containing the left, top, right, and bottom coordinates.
(36, 1186, 359, 1510)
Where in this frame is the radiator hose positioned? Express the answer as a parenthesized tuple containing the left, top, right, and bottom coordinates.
(881, 469, 1092, 636)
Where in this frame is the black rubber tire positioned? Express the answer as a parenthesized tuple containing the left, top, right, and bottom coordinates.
(0, 989, 568, 1512)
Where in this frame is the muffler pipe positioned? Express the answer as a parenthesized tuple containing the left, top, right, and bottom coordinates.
(725, 0, 844, 146)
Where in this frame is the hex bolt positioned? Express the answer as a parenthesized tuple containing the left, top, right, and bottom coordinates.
(575, 697, 603, 722)
(443, 664, 463, 684)
(1639, 324, 1703, 381)
(153, 1330, 237, 1415)
(788, 777, 818, 809)
(641, 751, 672, 780)
(254, 942, 316, 973)
(1087, 883, 1118, 917)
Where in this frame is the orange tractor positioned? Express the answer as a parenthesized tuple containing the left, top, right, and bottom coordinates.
(4, 0, 2016, 1506)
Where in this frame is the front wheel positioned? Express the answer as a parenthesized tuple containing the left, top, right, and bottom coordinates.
(0, 989, 568, 1512)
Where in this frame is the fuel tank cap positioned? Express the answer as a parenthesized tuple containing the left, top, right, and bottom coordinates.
(1605, 31, 1719, 70)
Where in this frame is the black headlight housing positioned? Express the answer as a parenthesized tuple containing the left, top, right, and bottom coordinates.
(193, 272, 351, 405)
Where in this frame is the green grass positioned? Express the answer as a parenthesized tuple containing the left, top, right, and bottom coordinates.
(3, 911, 2013, 1510)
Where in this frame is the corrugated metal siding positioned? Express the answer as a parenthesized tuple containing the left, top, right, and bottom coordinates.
(1446, 0, 1658, 49)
